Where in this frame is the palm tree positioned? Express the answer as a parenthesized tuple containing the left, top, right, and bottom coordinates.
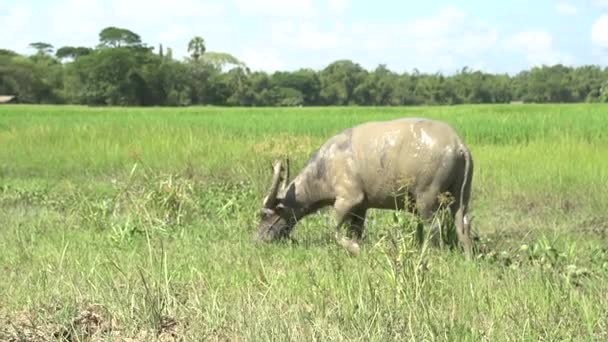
(188, 36, 206, 61)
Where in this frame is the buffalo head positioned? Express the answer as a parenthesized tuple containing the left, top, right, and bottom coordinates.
(255, 159, 296, 242)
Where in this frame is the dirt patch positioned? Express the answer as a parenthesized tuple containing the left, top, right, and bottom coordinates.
(1, 307, 59, 342)
(0, 304, 117, 341)
(0, 304, 184, 341)
(53, 304, 118, 341)
(577, 217, 608, 240)
(502, 192, 589, 218)
(507, 194, 546, 216)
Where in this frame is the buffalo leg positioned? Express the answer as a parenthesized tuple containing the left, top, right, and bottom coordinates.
(415, 191, 443, 247)
(333, 195, 364, 255)
(347, 207, 367, 242)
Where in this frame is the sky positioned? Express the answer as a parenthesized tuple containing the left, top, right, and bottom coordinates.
(1, 0, 607, 74)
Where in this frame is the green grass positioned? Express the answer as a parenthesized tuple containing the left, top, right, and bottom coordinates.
(1, 104, 607, 340)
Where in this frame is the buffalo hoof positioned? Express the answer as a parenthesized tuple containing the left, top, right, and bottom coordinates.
(337, 236, 361, 256)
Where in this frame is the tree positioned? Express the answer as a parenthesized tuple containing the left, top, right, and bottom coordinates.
(249, 71, 274, 106)
(29, 42, 54, 55)
(160, 60, 192, 106)
(98, 27, 142, 48)
(165, 48, 174, 61)
(0, 49, 19, 57)
(223, 67, 253, 106)
(65, 47, 158, 105)
(486, 74, 512, 103)
(186, 59, 218, 105)
(56, 46, 93, 61)
(319, 60, 366, 105)
(516, 65, 574, 103)
(569, 65, 604, 102)
(600, 81, 608, 103)
(188, 36, 206, 61)
(201, 52, 244, 71)
(353, 64, 399, 105)
(4, 24, 608, 107)
(392, 72, 419, 105)
(451, 68, 495, 104)
(272, 69, 320, 105)
(0, 54, 60, 103)
(414, 73, 454, 105)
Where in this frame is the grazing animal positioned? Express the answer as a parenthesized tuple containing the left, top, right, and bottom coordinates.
(256, 117, 474, 257)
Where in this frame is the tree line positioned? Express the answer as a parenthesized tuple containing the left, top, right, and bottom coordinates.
(1, 26, 607, 106)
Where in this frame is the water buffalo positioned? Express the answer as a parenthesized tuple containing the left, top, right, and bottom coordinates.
(256, 117, 474, 257)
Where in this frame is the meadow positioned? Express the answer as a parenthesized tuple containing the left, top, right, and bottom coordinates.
(1, 104, 607, 341)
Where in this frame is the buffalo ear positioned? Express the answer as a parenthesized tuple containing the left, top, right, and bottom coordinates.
(287, 183, 296, 200)
(278, 183, 297, 208)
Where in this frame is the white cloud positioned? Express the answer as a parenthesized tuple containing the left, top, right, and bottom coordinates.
(43, 0, 224, 53)
(556, 2, 578, 15)
(3, 1, 603, 74)
(49, 0, 105, 37)
(328, 0, 349, 14)
(241, 48, 286, 71)
(405, 6, 467, 37)
(266, 6, 498, 72)
(271, 21, 343, 50)
(234, 0, 315, 17)
(353, 7, 498, 72)
(48, 0, 223, 38)
(0, 4, 34, 52)
(506, 30, 573, 66)
(402, 7, 497, 56)
(591, 0, 608, 10)
(592, 15, 608, 49)
(158, 26, 191, 44)
(112, 0, 224, 21)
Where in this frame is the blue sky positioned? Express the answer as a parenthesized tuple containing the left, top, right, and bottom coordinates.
(1, 0, 607, 74)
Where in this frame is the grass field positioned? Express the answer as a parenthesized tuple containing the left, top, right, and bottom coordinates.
(1, 104, 607, 341)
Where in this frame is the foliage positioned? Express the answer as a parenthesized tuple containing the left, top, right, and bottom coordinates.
(0, 53, 63, 103)
(98, 26, 143, 48)
(28, 42, 54, 55)
(187, 36, 206, 61)
(320, 59, 367, 105)
(55, 46, 93, 61)
(1, 26, 607, 106)
(201, 51, 245, 70)
(65, 48, 149, 105)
